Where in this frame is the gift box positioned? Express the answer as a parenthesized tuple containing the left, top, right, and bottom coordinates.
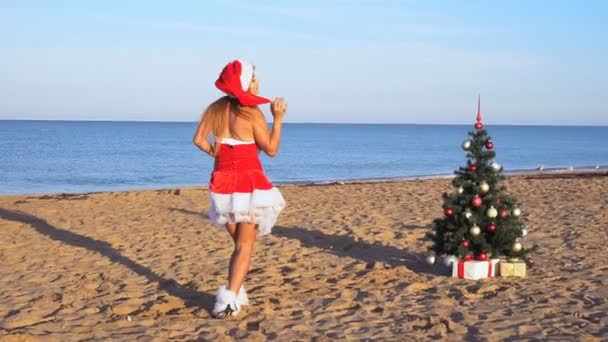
(499, 259, 526, 277)
(452, 258, 499, 280)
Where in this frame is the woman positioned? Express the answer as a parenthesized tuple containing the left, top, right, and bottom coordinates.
(193, 60, 286, 318)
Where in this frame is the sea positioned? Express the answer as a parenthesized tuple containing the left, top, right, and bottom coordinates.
(1, 120, 607, 195)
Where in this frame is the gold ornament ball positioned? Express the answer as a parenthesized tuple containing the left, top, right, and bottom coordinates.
(512, 208, 522, 217)
(486, 206, 498, 218)
(470, 225, 481, 236)
(512, 242, 523, 252)
(464, 210, 473, 220)
(458, 186, 464, 194)
(425, 254, 436, 265)
(462, 140, 472, 150)
(480, 181, 490, 193)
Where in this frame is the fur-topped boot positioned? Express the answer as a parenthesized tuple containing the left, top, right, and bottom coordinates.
(237, 285, 249, 306)
(212, 285, 240, 318)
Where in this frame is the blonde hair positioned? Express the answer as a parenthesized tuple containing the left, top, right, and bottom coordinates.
(199, 96, 259, 138)
(199, 96, 234, 137)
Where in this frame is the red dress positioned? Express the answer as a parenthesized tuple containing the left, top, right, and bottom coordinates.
(208, 138, 285, 236)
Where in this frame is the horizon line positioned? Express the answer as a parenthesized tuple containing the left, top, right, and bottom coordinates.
(1, 118, 607, 127)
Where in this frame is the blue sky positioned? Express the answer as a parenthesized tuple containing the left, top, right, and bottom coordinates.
(0, 0, 606, 125)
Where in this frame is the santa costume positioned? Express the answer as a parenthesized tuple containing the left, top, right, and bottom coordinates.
(209, 60, 286, 318)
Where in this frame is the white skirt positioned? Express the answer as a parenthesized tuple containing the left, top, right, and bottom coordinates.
(209, 187, 286, 237)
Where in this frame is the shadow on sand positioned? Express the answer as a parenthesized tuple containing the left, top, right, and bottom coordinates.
(0, 208, 215, 312)
(271, 225, 440, 274)
(168, 205, 444, 275)
(168, 206, 207, 217)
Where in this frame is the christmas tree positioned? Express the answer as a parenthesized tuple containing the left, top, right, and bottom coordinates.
(426, 97, 536, 267)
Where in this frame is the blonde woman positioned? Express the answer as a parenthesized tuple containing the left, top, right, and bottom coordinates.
(193, 60, 286, 318)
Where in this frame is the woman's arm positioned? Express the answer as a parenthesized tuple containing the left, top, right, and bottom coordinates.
(253, 98, 286, 157)
(192, 117, 216, 158)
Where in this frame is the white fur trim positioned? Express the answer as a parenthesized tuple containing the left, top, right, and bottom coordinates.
(209, 188, 286, 237)
(221, 137, 255, 146)
(237, 285, 249, 306)
(238, 60, 254, 91)
(213, 285, 240, 317)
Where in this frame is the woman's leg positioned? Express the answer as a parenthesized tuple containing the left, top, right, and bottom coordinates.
(226, 223, 238, 243)
(225, 223, 237, 279)
(213, 223, 255, 318)
(228, 222, 257, 294)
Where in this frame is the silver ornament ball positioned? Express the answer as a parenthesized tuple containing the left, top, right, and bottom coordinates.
(512, 208, 522, 217)
(490, 161, 502, 172)
(521, 228, 529, 237)
(462, 140, 472, 150)
(425, 254, 436, 265)
(443, 255, 458, 267)
(457, 186, 464, 194)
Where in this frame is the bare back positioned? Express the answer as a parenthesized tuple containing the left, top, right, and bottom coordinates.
(221, 107, 257, 142)
(194, 98, 284, 158)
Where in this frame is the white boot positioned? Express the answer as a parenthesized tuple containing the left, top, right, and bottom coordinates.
(212, 285, 240, 318)
(237, 285, 249, 306)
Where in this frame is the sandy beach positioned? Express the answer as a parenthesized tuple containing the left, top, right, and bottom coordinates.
(0, 172, 606, 341)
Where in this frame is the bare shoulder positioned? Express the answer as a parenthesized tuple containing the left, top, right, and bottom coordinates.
(240, 106, 266, 124)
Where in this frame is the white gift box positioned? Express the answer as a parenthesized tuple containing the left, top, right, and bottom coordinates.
(452, 258, 500, 280)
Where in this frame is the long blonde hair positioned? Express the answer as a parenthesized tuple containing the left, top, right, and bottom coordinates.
(199, 96, 260, 138)
(199, 96, 237, 137)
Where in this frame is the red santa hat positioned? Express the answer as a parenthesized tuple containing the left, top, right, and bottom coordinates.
(215, 60, 271, 107)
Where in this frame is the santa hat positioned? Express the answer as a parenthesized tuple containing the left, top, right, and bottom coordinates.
(215, 60, 271, 107)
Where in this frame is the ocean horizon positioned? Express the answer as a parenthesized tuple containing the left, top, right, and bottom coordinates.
(3, 119, 607, 127)
(2, 120, 607, 195)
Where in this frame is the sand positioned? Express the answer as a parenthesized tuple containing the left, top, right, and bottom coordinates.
(0, 172, 607, 341)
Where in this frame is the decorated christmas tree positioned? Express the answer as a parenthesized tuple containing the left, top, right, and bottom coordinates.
(426, 97, 536, 268)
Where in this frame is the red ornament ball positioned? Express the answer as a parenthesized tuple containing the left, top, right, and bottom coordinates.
(444, 208, 454, 216)
(476, 252, 488, 261)
(500, 209, 509, 219)
(471, 195, 483, 208)
(475, 122, 483, 130)
(485, 140, 494, 149)
(462, 240, 470, 248)
(487, 223, 496, 232)
(464, 255, 474, 261)
(468, 164, 478, 172)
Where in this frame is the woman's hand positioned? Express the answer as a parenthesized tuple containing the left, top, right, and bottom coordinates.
(207, 144, 217, 158)
(271, 98, 287, 121)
